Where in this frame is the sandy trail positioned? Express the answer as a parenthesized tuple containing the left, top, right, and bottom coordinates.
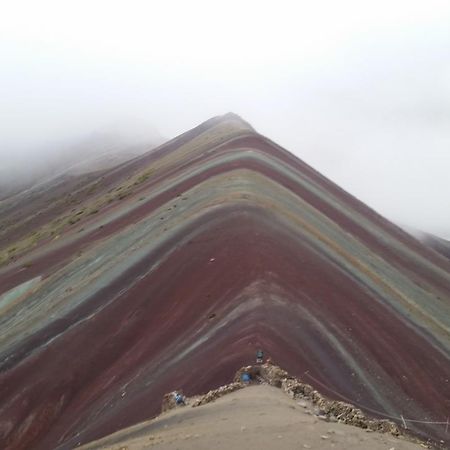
(80, 385, 423, 450)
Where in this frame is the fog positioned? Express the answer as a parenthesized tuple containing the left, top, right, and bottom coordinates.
(1, 1, 450, 237)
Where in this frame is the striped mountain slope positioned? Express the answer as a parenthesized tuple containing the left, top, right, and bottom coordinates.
(0, 114, 449, 449)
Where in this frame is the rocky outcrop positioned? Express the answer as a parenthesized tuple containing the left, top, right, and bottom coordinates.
(234, 364, 402, 436)
(191, 383, 245, 407)
(159, 363, 426, 445)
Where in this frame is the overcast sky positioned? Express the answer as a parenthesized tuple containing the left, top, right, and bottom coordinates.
(1, 0, 450, 237)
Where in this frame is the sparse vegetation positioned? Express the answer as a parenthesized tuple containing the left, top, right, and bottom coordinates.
(134, 169, 154, 185)
(0, 160, 161, 266)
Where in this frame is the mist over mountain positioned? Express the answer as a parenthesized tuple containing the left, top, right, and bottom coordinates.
(0, 123, 163, 199)
(1, 1, 450, 237)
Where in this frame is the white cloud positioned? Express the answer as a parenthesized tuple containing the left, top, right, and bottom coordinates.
(1, 0, 450, 236)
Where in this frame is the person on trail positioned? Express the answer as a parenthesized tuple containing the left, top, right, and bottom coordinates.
(241, 372, 251, 383)
(174, 392, 186, 405)
(256, 349, 264, 363)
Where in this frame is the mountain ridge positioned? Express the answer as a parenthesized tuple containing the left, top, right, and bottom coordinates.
(0, 114, 449, 449)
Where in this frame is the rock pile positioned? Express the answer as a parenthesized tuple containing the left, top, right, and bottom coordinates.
(234, 363, 402, 436)
(191, 382, 244, 407)
(240, 363, 403, 436)
(162, 363, 402, 438)
(279, 376, 401, 435)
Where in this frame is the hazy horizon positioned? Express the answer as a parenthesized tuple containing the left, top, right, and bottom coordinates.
(1, 0, 450, 237)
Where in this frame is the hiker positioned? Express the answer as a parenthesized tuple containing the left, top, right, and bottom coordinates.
(256, 349, 264, 364)
(174, 392, 186, 406)
(241, 372, 251, 383)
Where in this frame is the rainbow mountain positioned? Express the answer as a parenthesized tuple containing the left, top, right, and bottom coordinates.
(0, 113, 449, 449)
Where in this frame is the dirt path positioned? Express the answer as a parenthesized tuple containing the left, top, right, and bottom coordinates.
(80, 385, 424, 450)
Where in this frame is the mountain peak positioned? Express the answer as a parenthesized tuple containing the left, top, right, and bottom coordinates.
(200, 112, 255, 134)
